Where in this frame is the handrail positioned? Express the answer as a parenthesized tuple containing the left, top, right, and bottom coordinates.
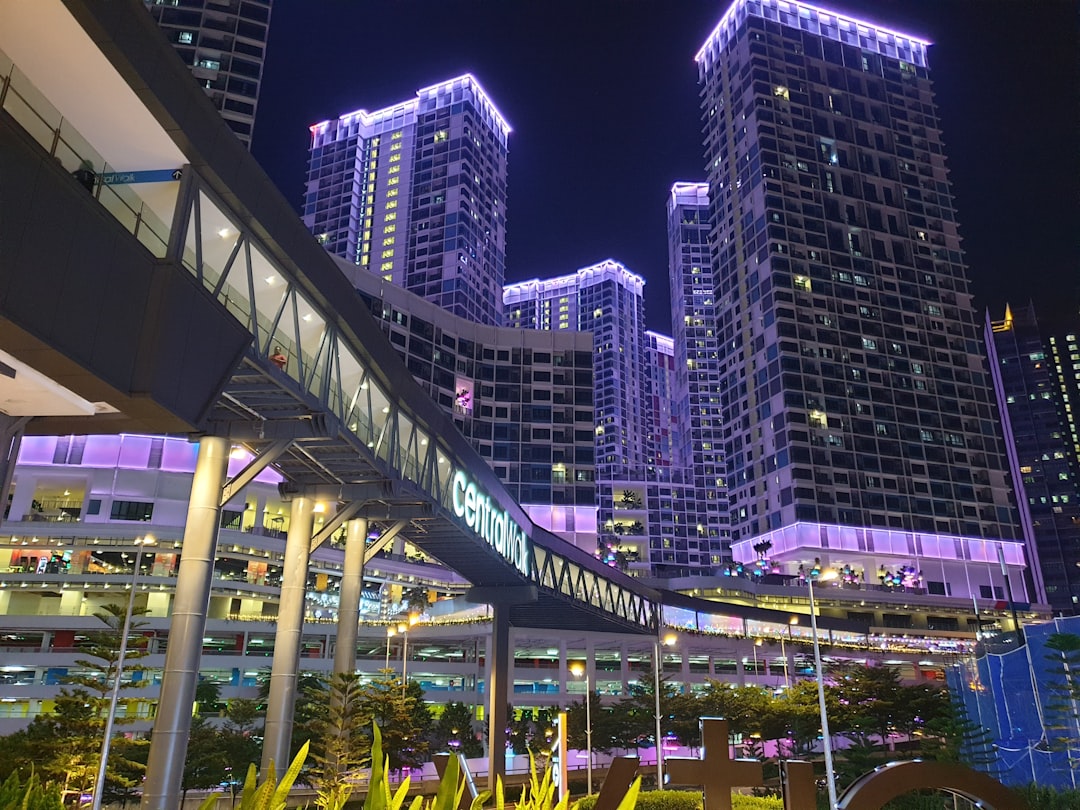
(0, 46, 171, 257)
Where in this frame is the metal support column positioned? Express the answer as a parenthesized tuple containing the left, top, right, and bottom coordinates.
(333, 517, 367, 676)
(142, 436, 229, 810)
(261, 496, 314, 775)
(486, 603, 511, 793)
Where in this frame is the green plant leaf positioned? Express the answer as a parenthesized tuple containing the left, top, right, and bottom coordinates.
(613, 776, 642, 810)
(429, 752, 460, 810)
(271, 741, 310, 809)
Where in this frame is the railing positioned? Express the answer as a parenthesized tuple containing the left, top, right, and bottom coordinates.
(0, 45, 171, 257)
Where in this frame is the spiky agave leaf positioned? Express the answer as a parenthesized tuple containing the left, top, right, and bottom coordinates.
(428, 752, 460, 810)
(270, 741, 310, 810)
(239, 761, 262, 809)
(364, 722, 387, 810)
(389, 774, 412, 810)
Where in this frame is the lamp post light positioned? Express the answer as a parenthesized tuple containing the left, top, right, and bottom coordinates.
(385, 627, 396, 671)
(92, 534, 155, 810)
(653, 631, 676, 787)
(780, 616, 798, 690)
(569, 662, 592, 795)
(808, 570, 839, 810)
(400, 612, 419, 698)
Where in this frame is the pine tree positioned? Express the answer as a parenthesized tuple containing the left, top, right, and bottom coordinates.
(307, 672, 368, 805)
(181, 716, 228, 807)
(1043, 633, 1080, 770)
(354, 672, 432, 772)
(433, 701, 483, 758)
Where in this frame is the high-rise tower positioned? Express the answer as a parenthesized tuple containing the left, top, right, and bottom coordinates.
(306, 75, 510, 326)
(144, 0, 272, 149)
(505, 261, 666, 573)
(504, 260, 649, 476)
(697, 1, 1020, 554)
(988, 304, 1080, 613)
(667, 182, 730, 564)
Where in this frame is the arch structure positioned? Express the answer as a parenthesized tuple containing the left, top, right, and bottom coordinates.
(837, 760, 1027, 810)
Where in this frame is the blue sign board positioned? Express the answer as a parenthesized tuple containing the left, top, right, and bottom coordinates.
(101, 168, 182, 185)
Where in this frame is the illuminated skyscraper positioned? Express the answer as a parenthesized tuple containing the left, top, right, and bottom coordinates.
(644, 331, 677, 469)
(504, 260, 649, 476)
(144, 0, 272, 149)
(305, 76, 510, 326)
(698, 1, 1022, 565)
(505, 261, 667, 572)
(988, 304, 1080, 613)
(667, 182, 730, 564)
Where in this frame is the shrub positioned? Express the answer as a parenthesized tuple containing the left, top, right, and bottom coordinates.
(0, 770, 63, 810)
(579, 789, 781, 810)
(731, 796, 783, 810)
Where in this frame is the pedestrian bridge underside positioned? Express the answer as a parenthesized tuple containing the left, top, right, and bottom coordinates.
(0, 0, 656, 636)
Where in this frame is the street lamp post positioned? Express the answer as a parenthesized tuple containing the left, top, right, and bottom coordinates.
(385, 627, 396, 671)
(780, 616, 797, 690)
(400, 612, 419, 698)
(653, 631, 676, 787)
(808, 571, 839, 810)
(569, 662, 592, 795)
(92, 535, 154, 810)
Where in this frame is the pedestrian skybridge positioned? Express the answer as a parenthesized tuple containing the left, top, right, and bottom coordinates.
(0, 0, 656, 636)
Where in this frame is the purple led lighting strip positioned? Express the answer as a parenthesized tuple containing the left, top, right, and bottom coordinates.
(416, 74, 512, 138)
(695, 0, 930, 69)
(729, 521, 1026, 566)
(503, 260, 646, 300)
(311, 74, 511, 141)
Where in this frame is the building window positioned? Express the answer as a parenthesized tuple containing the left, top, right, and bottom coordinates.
(110, 500, 154, 521)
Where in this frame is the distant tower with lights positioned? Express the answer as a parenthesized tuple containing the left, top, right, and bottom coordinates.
(667, 182, 730, 565)
(698, 0, 1023, 576)
(504, 260, 650, 475)
(305, 76, 510, 326)
(987, 304, 1080, 613)
(144, 0, 272, 149)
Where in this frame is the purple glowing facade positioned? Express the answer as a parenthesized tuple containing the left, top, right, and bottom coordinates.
(695, 0, 929, 71)
(305, 75, 509, 326)
(698, 0, 1026, 591)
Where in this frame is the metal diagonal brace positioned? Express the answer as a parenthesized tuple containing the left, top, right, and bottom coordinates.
(219, 439, 292, 507)
(365, 520, 409, 556)
(309, 500, 364, 552)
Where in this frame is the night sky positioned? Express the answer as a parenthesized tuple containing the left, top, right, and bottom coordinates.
(253, 0, 1078, 336)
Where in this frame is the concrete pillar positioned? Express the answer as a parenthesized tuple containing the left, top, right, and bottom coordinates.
(253, 493, 267, 532)
(261, 496, 314, 776)
(333, 517, 367, 676)
(8, 470, 34, 523)
(558, 639, 569, 696)
(619, 641, 630, 696)
(0, 415, 28, 525)
(486, 604, 511, 793)
(142, 435, 229, 810)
